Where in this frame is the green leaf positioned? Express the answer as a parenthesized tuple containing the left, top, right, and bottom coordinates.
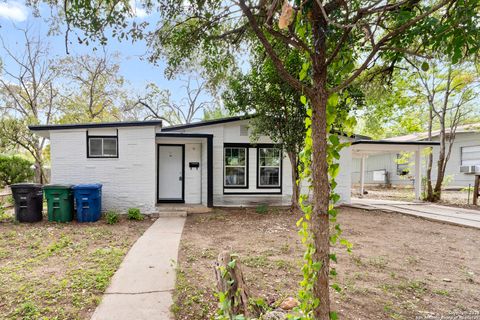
(421, 61, 429, 71)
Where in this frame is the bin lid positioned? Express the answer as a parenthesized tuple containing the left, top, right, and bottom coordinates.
(10, 183, 42, 189)
(43, 184, 73, 189)
(72, 183, 102, 190)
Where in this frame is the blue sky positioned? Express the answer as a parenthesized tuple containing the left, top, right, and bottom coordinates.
(0, 0, 202, 97)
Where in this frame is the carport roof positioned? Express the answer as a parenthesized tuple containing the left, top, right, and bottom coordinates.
(351, 140, 440, 157)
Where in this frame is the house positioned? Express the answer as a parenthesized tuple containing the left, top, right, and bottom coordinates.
(351, 123, 480, 190)
(29, 116, 438, 213)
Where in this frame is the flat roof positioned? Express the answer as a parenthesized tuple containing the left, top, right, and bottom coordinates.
(29, 120, 163, 131)
(352, 140, 439, 146)
(351, 140, 440, 157)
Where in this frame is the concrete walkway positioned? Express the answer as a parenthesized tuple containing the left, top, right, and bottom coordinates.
(349, 198, 480, 229)
(91, 217, 186, 320)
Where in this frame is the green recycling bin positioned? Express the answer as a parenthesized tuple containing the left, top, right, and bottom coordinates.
(43, 184, 74, 222)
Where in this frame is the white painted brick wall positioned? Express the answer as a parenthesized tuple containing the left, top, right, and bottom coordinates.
(50, 126, 157, 213)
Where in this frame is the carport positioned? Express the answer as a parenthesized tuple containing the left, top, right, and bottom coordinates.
(351, 140, 440, 200)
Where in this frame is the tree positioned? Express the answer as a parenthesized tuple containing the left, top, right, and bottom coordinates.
(0, 154, 34, 187)
(223, 42, 307, 210)
(405, 57, 480, 201)
(0, 28, 59, 183)
(55, 52, 126, 123)
(37, 0, 479, 317)
(128, 76, 219, 125)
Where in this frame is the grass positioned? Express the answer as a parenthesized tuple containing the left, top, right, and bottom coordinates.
(0, 214, 153, 319)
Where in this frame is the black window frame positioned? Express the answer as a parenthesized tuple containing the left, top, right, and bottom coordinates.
(223, 143, 249, 189)
(256, 145, 282, 189)
(86, 130, 119, 159)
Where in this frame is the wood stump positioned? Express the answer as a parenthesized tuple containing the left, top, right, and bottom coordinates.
(214, 251, 260, 318)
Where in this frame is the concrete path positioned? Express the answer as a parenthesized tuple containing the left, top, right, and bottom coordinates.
(349, 198, 480, 229)
(91, 217, 186, 320)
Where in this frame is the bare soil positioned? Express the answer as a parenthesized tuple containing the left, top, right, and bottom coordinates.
(173, 207, 480, 320)
(0, 215, 153, 320)
(353, 187, 480, 210)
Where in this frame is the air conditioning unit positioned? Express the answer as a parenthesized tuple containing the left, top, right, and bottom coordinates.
(460, 165, 480, 174)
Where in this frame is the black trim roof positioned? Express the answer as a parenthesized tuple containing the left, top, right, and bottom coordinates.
(161, 115, 253, 132)
(29, 120, 162, 131)
(156, 133, 213, 138)
(352, 140, 440, 146)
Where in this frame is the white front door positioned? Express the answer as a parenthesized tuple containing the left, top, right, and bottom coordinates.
(158, 145, 184, 202)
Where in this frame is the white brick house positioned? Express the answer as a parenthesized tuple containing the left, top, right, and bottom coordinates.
(30, 116, 437, 213)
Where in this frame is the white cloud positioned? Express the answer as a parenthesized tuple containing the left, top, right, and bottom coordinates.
(0, 1, 28, 22)
(129, 0, 148, 18)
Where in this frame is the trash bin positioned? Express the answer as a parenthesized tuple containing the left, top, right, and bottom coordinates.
(73, 184, 102, 222)
(10, 183, 43, 222)
(44, 184, 74, 222)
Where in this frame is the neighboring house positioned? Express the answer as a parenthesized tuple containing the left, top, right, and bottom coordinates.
(351, 123, 480, 189)
(29, 116, 437, 212)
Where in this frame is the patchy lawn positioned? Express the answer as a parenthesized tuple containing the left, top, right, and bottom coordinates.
(172, 207, 480, 320)
(0, 214, 153, 320)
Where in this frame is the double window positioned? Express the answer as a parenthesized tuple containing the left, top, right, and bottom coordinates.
(88, 137, 118, 158)
(223, 144, 282, 189)
(224, 147, 247, 187)
(258, 148, 281, 187)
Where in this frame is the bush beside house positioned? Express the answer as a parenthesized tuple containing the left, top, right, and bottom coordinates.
(0, 155, 34, 187)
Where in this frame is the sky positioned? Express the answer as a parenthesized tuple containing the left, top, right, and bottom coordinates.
(0, 0, 203, 97)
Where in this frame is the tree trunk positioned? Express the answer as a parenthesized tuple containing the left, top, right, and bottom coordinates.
(214, 251, 260, 318)
(432, 117, 447, 202)
(287, 151, 300, 211)
(310, 92, 331, 319)
(425, 106, 434, 201)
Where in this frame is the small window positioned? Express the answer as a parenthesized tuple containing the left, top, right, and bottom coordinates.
(396, 154, 409, 176)
(224, 147, 247, 186)
(461, 146, 480, 166)
(258, 148, 281, 187)
(88, 137, 118, 158)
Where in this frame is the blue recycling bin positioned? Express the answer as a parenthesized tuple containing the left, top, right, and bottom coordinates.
(72, 184, 102, 222)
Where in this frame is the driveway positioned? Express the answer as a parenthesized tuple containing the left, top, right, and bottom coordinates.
(91, 216, 186, 320)
(350, 198, 480, 229)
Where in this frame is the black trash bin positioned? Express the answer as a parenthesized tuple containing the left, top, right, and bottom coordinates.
(10, 183, 43, 222)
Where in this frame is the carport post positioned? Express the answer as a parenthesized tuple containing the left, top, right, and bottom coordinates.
(360, 155, 366, 197)
(414, 149, 421, 200)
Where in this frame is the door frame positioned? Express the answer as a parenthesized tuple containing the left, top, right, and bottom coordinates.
(157, 144, 185, 203)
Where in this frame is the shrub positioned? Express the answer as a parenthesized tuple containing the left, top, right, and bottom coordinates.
(0, 155, 34, 187)
(127, 208, 143, 220)
(105, 211, 119, 225)
(256, 203, 269, 214)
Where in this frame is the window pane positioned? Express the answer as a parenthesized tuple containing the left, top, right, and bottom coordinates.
(225, 148, 245, 166)
(103, 138, 117, 156)
(225, 167, 245, 186)
(89, 138, 102, 156)
(260, 167, 279, 186)
(260, 148, 280, 166)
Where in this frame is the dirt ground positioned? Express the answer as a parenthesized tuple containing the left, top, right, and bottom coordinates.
(0, 215, 153, 320)
(353, 187, 479, 209)
(172, 207, 480, 320)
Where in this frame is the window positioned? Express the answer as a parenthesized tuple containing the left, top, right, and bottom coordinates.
(461, 146, 480, 166)
(396, 153, 409, 176)
(224, 147, 247, 187)
(88, 137, 118, 158)
(258, 148, 281, 187)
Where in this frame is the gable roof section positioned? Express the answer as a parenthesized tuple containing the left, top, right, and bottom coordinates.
(161, 115, 253, 132)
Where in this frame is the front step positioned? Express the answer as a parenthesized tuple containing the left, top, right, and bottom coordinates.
(156, 210, 187, 218)
(156, 205, 213, 215)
